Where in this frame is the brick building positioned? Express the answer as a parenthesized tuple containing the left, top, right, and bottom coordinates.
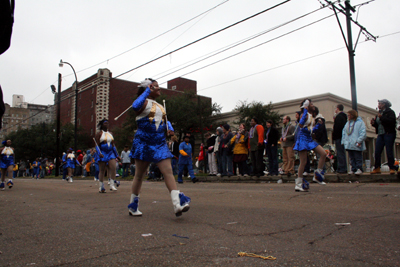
(59, 68, 211, 137)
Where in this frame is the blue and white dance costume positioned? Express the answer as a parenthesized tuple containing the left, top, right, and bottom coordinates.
(0, 146, 15, 190)
(0, 146, 14, 169)
(177, 141, 196, 183)
(62, 153, 67, 180)
(32, 161, 41, 178)
(97, 131, 119, 163)
(93, 152, 100, 181)
(293, 108, 318, 152)
(66, 153, 80, 169)
(130, 87, 174, 163)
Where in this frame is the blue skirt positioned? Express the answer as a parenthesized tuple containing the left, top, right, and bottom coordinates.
(0, 155, 14, 169)
(293, 129, 318, 151)
(65, 160, 76, 169)
(130, 118, 173, 163)
(98, 143, 117, 162)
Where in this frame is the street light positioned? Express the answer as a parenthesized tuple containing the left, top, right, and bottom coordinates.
(59, 59, 78, 153)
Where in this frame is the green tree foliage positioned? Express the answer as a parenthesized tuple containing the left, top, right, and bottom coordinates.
(5, 122, 91, 161)
(234, 100, 281, 129)
(112, 92, 222, 151)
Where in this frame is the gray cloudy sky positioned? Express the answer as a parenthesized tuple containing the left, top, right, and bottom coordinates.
(1, 0, 399, 115)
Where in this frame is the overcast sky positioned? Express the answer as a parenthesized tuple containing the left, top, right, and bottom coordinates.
(1, 0, 399, 116)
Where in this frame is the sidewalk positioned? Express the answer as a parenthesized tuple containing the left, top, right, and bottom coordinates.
(197, 172, 400, 183)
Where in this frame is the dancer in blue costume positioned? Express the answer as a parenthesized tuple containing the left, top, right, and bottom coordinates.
(128, 78, 191, 217)
(32, 158, 40, 179)
(293, 99, 327, 192)
(65, 148, 80, 183)
(0, 140, 15, 190)
(92, 149, 100, 182)
(94, 119, 120, 193)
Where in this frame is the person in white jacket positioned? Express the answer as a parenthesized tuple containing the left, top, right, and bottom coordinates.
(341, 110, 367, 175)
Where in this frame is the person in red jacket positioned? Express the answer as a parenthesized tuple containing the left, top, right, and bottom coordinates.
(248, 118, 265, 177)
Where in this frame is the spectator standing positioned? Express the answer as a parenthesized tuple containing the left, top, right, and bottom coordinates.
(265, 120, 280, 176)
(312, 107, 328, 172)
(82, 151, 88, 177)
(370, 99, 397, 174)
(40, 158, 47, 178)
(220, 124, 234, 177)
(205, 132, 217, 176)
(280, 115, 296, 177)
(169, 135, 180, 175)
(214, 127, 223, 176)
(248, 118, 265, 177)
(19, 160, 26, 177)
(177, 135, 198, 183)
(85, 149, 92, 176)
(230, 123, 249, 176)
(121, 146, 131, 178)
(332, 104, 348, 174)
(33, 158, 40, 179)
(342, 110, 367, 175)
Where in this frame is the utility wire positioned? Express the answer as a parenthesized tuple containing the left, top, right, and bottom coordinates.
(155, 4, 329, 81)
(57, 0, 293, 100)
(161, 14, 335, 85)
(62, 0, 231, 79)
(112, 0, 292, 80)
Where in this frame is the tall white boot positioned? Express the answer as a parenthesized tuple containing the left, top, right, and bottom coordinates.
(295, 178, 308, 192)
(99, 181, 106, 193)
(128, 194, 142, 216)
(109, 179, 117, 191)
(171, 190, 191, 217)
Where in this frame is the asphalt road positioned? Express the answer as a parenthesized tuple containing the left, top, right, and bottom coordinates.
(1, 178, 399, 266)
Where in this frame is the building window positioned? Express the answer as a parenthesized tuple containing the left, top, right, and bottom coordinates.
(79, 106, 81, 112)
(16, 114, 18, 117)
(68, 98, 70, 104)
(91, 128, 93, 136)
(78, 118, 80, 125)
(67, 110, 70, 117)
(92, 87, 94, 94)
(91, 100, 93, 108)
(91, 115, 93, 122)
(79, 94, 81, 99)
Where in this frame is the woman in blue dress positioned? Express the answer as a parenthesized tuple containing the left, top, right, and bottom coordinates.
(94, 119, 120, 193)
(0, 140, 15, 190)
(65, 148, 80, 183)
(128, 78, 191, 217)
(293, 99, 327, 192)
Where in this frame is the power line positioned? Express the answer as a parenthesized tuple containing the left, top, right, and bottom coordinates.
(58, 0, 293, 102)
(155, 4, 330, 81)
(112, 0, 292, 80)
(198, 31, 400, 92)
(61, 0, 231, 79)
(165, 14, 335, 84)
(4, 29, 399, 132)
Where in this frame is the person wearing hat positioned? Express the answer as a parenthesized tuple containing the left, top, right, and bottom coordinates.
(0, 140, 15, 190)
(177, 135, 198, 183)
(370, 99, 397, 174)
(248, 118, 265, 178)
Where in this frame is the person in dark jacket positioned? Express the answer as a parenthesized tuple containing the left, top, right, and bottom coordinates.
(332, 104, 348, 173)
(265, 120, 280, 176)
(204, 132, 217, 175)
(169, 135, 180, 175)
(370, 99, 397, 174)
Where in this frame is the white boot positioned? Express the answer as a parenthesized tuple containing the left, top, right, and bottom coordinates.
(128, 194, 142, 216)
(171, 190, 191, 217)
(295, 178, 308, 192)
(99, 181, 106, 193)
(109, 179, 117, 191)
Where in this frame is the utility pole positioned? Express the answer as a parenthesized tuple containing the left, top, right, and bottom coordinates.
(324, 0, 376, 111)
(55, 73, 61, 176)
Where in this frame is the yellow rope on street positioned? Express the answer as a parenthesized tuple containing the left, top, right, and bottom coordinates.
(238, 252, 276, 260)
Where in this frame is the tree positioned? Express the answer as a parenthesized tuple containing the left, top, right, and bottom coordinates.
(234, 100, 281, 129)
(5, 122, 91, 162)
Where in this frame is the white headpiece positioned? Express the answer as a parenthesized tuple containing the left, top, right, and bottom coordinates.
(138, 79, 152, 88)
(301, 100, 310, 109)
